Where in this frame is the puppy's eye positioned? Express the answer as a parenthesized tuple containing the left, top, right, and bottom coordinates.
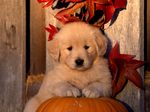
(67, 46, 73, 51)
(84, 45, 90, 50)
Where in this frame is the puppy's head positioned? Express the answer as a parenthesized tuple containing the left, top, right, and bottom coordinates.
(48, 22, 107, 70)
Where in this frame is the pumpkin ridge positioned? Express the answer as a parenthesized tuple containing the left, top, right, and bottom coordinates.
(93, 98, 99, 112)
(99, 98, 112, 112)
(106, 98, 128, 112)
(76, 98, 80, 112)
(95, 98, 107, 112)
(44, 98, 60, 111)
(90, 98, 97, 112)
(37, 97, 56, 112)
(102, 98, 119, 112)
(54, 97, 67, 111)
(86, 99, 92, 112)
(37, 97, 128, 112)
(60, 98, 67, 112)
(62, 97, 78, 112)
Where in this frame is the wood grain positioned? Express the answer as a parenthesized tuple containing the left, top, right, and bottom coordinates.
(30, 0, 46, 74)
(105, 0, 144, 112)
(0, 0, 26, 111)
(146, 1, 150, 111)
(147, 0, 150, 70)
(145, 71, 150, 112)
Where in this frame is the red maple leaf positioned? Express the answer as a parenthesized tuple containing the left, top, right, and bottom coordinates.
(109, 42, 144, 97)
(45, 24, 58, 41)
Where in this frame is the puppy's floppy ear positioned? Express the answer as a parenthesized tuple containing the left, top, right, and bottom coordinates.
(47, 38, 60, 61)
(94, 29, 108, 56)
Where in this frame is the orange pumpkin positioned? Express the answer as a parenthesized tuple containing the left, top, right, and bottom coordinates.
(37, 97, 128, 112)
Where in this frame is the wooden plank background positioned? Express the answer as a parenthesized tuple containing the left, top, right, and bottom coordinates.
(105, 1, 144, 112)
(147, 0, 150, 70)
(145, 1, 150, 112)
(145, 72, 150, 112)
(30, 0, 46, 74)
(0, 0, 26, 111)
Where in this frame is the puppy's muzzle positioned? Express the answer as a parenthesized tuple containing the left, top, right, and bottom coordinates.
(75, 58, 84, 67)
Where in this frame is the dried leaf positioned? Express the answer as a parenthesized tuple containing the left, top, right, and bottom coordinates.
(37, 0, 50, 3)
(55, 14, 81, 24)
(109, 42, 144, 97)
(94, 0, 112, 4)
(37, 0, 56, 7)
(114, 0, 127, 9)
(124, 60, 144, 89)
(112, 67, 127, 97)
(37, 0, 127, 27)
(104, 5, 115, 23)
(45, 24, 58, 41)
(65, 0, 83, 2)
(55, 1, 86, 24)
(86, 0, 95, 21)
(56, 2, 86, 16)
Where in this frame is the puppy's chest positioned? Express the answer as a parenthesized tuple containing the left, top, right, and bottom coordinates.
(68, 75, 96, 89)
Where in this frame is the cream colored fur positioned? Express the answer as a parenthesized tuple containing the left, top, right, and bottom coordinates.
(24, 22, 112, 112)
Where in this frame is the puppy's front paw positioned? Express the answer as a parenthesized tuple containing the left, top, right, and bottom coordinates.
(53, 83, 81, 97)
(82, 86, 101, 98)
(66, 87, 81, 97)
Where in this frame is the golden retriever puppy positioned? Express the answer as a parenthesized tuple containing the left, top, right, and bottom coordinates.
(24, 22, 112, 112)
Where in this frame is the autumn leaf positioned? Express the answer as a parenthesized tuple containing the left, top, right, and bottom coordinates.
(45, 24, 58, 41)
(55, 0, 111, 24)
(103, 5, 116, 23)
(56, 14, 81, 24)
(124, 59, 145, 88)
(55, 1, 86, 23)
(96, 0, 127, 23)
(37, 0, 127, 27)
(65, 0, 83, 2)
(109, 42, 144, 97)
(56, 1, 86, 17)
(37, 0, 56, 8)
(55, 0, 127, 26)
(114, 0, 127, 9)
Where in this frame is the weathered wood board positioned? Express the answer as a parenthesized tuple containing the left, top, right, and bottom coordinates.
(145, 72, 150, 112)
(105, 0, 144, 112)
(146, 1, 150, 111)
(30, 0, 46, 74)
(147, 0, 150, 70)
(0, 0, 26, 111)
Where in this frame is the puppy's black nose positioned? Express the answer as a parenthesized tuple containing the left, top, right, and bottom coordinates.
(75, 58, 84, 67)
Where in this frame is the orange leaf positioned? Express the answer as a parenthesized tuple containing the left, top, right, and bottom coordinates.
(55, 14, 81, 24)
(37, 0, 55, 8)
(86, 0, 95, 21)
(65, 0, 83, 2)
(94, 0, 112, 4)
